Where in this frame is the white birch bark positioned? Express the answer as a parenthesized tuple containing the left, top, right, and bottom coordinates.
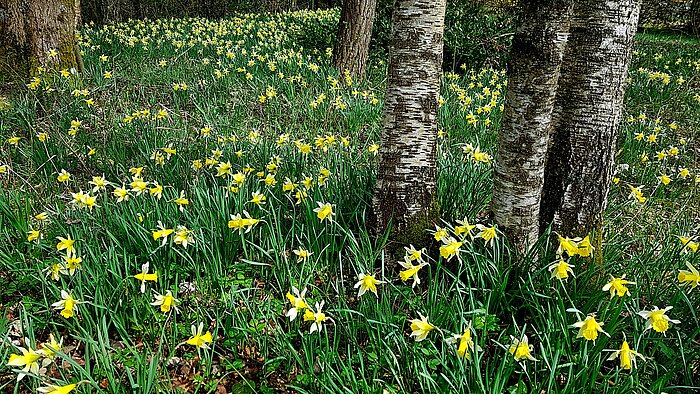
(372, 0, 446, 236)
(492, 0, 574, 252)
(540, 0, 641, 237)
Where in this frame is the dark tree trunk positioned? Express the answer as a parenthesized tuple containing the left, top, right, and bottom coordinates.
(333, 0, 377, 80)
(0, 0, 83, 80)
(539, 0, 641, 237)
(492, 0, 574, 252)
(372, 0, 447, 239)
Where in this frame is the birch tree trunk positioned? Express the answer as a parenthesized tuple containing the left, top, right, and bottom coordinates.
(372, 0, 446, 238)
(0, 0, 83, 79)
(492, 0, 574, 252)
(539, 0, 641, 237)
(333, 0, 377, 80)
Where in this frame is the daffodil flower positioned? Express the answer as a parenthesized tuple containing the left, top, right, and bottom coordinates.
(186, 322, 213, 349)
(446, 323, 480, 359)
(354, 273, 385, 298)
(285, 286, 308, 321)
(509, 334, 537, 361)
(304, 301, 330, 334)
(399, 259, 427, 288)
(638, 306, 680, 334)
(476, 224, 498, 246)
(404, 245, 424, 262)
(678, 262, 700, 289)
(173, 226, 194, 248)
(38, 334, 63, 361)
(678, 236, 698, 254)
(152, 221, 174, 246)
(228, 211, 260, 233)
(602, 275, 635, 298)
(293, 248, 312, 263)
(134, 262, 158, 293)
(409, 313, 435, 341)
(313, 201, 333, 222)
(151, 290, 178, 313)
(573, 314, 609, 342)
(548, 260, 574, 281)
(605, 337, 645, 370)
(7, 340, 42, 381)
(439, 237, 462, 261)
(37, 383, 78, 394)
(56, 235, 76, 257)
(51, 290, 80, 318)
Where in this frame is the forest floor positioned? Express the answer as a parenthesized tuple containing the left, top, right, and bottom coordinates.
(0, 12, 699, 394)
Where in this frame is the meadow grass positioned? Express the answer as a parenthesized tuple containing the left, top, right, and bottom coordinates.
(0, 11, 699, 393)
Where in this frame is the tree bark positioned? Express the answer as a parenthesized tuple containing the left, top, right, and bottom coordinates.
(0, 0, 83, 80)
(372, 0, 447, 238)
(539, 0, 641, 237)
(492, 0, 574, 252)
(333, 0, 377, 80)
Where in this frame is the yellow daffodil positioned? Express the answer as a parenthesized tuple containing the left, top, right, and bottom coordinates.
(134, 262, 158, 293)
(293, 248, 312, 263)
(409, 313, 435, 341)
(285, 286, 308, 321)
(573, 314, 609, 342)
(399, 259, 426, 288)
(89, 175, 108, 192)
(314, 201, 333, 222)
(678, 236, 698, 253)
(603, 275, 636, 298)
(354, 273, 385, 298)
(186, 322, 213, 349)
(606, 337, 645, 370)
(51, 290, 80, 318)
(404, 245, 424, 262)
(172, 191, 189, 211)
(304, 301, 330, 334)
(638, 306, 680, 334)
(433, 226, 448, 242)
(56, 235, 76, 257)
(548, 260, 574, 281)
(446, 323, 480, 359)
(7, 341, 42, 381)
(173, 226, 194, 248)
(57, 169, 71, 183)
(509, 334, 537, 361)
(37, 383, 78, 394)
(151, 290, 178, 313)
(152, 221, 174, 246)
(27, 229, 41, 242)
(439, 237, 462, 261)
(228, 211, 260, 233)
(678, 262, 700, 288)
(249, 191, 267, 206)
(61, 255, 82, 276)
(113, 185, 130, 202)
(476, 224, 498, 246)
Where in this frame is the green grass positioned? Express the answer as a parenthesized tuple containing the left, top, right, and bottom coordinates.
(0, 10, 699, 394)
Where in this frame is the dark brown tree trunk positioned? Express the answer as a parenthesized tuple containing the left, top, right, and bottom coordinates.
(492, 0, 574, 252)
(333, 0, 377, 80)
(0, 0, 83, 80)
(539, 0, 641, 237)
(692, 0, 700, 35)
(372, 0, 446, 239)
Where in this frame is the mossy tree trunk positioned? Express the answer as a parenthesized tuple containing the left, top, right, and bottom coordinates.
(0, 0, 83, 80)
(539, 0, 640, 237)
(492, 0, 574, 253)
(372, 0, 446, 239)
(333, 0, 377, 80)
